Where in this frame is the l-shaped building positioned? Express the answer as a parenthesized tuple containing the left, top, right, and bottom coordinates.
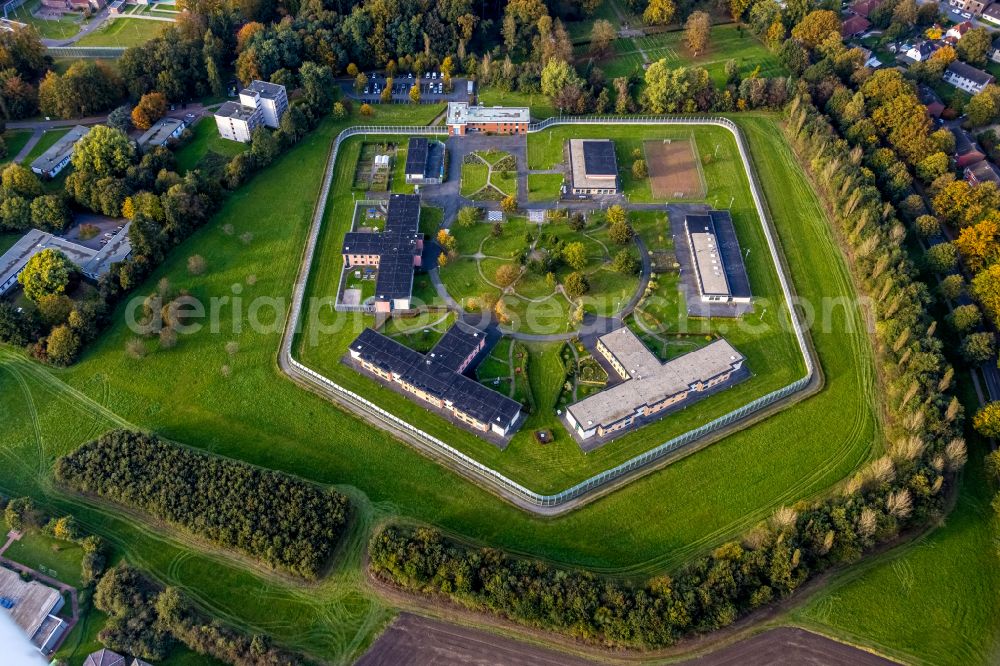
(565, 327, 746, 443)
(348, 323, 522, 438)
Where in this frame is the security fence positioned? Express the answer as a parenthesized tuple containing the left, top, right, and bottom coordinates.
(46, 46, 127, 58)
(280, 116, 815, 512)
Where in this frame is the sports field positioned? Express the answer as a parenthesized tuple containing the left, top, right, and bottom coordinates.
(645, 136, 706, 198)
(0, 113, 891, 663)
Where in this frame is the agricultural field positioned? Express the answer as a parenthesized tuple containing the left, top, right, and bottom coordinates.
(74, 17, 169, 47)
(0, 111, 894, 664)
(591, 24, 787, 84)
(174, 116, 248, 174)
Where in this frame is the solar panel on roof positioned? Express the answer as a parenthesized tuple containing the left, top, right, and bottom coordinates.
(405, 138, 429, 176)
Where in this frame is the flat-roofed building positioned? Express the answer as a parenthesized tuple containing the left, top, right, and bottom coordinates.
(238, 80, 288, 128)
(348, 324, 522, 438)
(0, 225, 132, 296)
(403, 137, 446, 185)
(342, 194, 423, 312)
(136, 117, 186, 152)
(30, 125, 90, 178)
(568, 139, 620, 195)
(446, 102, 529, 136)
(0, 566, 67, 655)
(684, 211, 752, 304)
(565, 329, 746, 442)
(214, 100, 262, 143)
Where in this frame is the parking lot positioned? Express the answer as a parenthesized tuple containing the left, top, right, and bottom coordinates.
(341, 74, 472, 105)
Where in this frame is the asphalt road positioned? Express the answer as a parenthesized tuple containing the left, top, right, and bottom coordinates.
(356, 614, 898, 666)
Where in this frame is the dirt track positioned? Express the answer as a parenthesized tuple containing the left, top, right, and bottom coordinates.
(356, 614, 898, 666)
(645, 138, 705, 199)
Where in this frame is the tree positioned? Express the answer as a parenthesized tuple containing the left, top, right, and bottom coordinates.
(409, 83, 421, 104)
(684, 12, 711, 56)
(354, 72, 368, 93)
(606, 204, 627, 226)
(31, 195, 71, 232)
(500, 195, 518, 213)
(2, 163, 41, 198)
(332, 102, 348, 119)
(456, 206, 482, 227)
(436, 229, 457, 255)
(0, 302, 37, 346)
(612, 249, 639, 274)
(791, 10, 841, 49)
(609, 219, 633, 245)
(974, 401, 1000, 439)
(589, 19, 616, 56)
(250, 126, 279, 166)
(939, 274, 966, 301)
(632, 159, 648, 178)
(541, 58, 581, 102)
(949, 303, 982, 333)
(966, 86, 999, 127)
(643, 0, 675, 25)
(37, 60, 123, 119)
(972, 263, 1000, 326)
(106, 104, 132, 132)
(957, 27, 992, 66)
(494, 263, 520, 287)
(71, 125, 135, 179)
(961, 331, 995, 363)
(46, 324, 80, 366)
(18, 249, 74, 302)
(563, 271, 589, 298)
(915, 214, 941, 237)
(187, 255, 207, 275)
(0, 195, 30, 232)
(131, 92, 167, 130)
(564, 241, 588, 270)
(924, 242, 958, 272)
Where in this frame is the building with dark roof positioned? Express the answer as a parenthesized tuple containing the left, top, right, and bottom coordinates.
(342, 194, 424, 312)
(849, 0, 882, 17)
(565, 328, 747, 444)
(83, 649, 126, 666)
(951, 127, 987, 169)
(30, 125, 89, 178)
(905, 41, 938, 62)
(348, 324, 522, 438)
(684, 211, 752, 305)
(403, 137, 446, 185)
(0, 566, 67, 655)
(944, 61, 995, 94)
(965, 160, 1000, 185)
(568, 139, 619, 195)
(918, 85, 945, 119)
(984, 4, 1000, 27)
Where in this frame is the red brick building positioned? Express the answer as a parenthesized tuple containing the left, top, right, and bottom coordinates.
(446, 102, 530, 136)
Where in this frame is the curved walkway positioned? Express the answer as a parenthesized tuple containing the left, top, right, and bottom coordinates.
(278, 116, 817, 514)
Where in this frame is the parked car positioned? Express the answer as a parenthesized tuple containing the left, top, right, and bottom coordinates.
(962, 11, 972, 18)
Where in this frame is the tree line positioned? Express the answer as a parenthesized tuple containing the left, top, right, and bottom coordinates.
(94, 562, 308, 665)
(55, 430, 349, 579)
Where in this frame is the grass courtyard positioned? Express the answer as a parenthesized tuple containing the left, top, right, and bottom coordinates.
(7, 1, 82, 40)
(174, 117, 247, 174)
(3, 529, 85, 589)
(0, 110, 897, 664)
(75, 17, 169, 47)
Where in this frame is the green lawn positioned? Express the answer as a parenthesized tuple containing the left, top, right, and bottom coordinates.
(7, 1, 81, 40)
(527, 173, 564, 201)
(592, 24, 786, 85)
(788, 379, 1000, 665)
(459, 160, 489, 197)
(477, 88, 558, 120)
(1, 130, 33, 167)
(75, 17, 169, 47)
(174, 117, 247, 173)
(0, 112, 885, 664)
(3, 529, 84, 588)
(0, 232, 20, 255)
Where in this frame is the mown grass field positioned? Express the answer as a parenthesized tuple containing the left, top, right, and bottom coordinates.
(174, 117, 247, 173)
(75, 17, 168, 47)
(3, 528, 85, 588)
(0, 112, 886, 664)
(590, 24, 787, 84)
(788, 379, 1000, 666)
(24, 128, 70, 164)
(1, 130, 33, 167)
